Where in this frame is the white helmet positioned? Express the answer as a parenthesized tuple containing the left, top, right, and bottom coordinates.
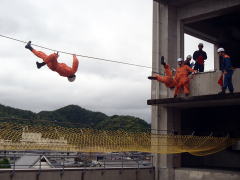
(177, 58, 183, 62)
(68, 75, 76, 82)
(186, 55, 192, 59)
(217, 48, 225, 53)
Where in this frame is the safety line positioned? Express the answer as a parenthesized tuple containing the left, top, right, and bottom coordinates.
(0, 34, 153, 69)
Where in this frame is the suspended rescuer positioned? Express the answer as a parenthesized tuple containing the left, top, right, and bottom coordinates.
(148, 56, 176, 89)
(25, 41, 79, 82)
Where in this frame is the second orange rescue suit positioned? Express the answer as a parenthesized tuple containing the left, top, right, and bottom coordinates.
(174, 65, 196, 96)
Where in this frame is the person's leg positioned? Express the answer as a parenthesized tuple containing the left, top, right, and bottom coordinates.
(31, 50, 48, 69)
(164, 64, 172, 77)
(25, 41, 47, 69)
(156, 75, 168, 84)
(227, 72, 234, 93)
(183, 78, 190, 96)
(174, 81, 183, 97)
(220, 74, 228, 94)
(174, 86, 180, 97)
(194, 63, 199, 71)
(25, 41, 47, 60)
(31, 49, 48, 60)
(199, 64, 204, 72)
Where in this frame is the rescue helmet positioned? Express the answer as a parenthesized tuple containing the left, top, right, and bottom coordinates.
(177, 58, 183, 62)
(186, 55, 192, 59)
(217, 48, 225, 53)
(68, 75, 76, 82)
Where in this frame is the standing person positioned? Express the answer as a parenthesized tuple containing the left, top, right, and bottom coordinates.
(25, 41, 79, 82)
(148, 56, 176, 89)
(184, 55, 194, 68)
(217, 48, 234, 94)
(174, 58, 196, 97)
(193, 43, 207, 72)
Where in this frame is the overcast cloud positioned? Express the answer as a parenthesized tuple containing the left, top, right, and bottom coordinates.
(0, 1, 215, 123)
(0, 0, 153, 122)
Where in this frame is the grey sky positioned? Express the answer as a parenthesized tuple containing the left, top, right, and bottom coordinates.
(0, 0, 152, 122)
(0, 1, 215, 123)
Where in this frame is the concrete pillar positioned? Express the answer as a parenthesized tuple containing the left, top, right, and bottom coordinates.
(214, 45, 219, 71)
(152, 0, 179, 99)
(152, 1, 181, 180)
(152, 106, 181, 180)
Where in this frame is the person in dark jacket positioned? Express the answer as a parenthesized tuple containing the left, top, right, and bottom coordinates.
(217, 48, 234, 94)
(193, 43, 207, 72)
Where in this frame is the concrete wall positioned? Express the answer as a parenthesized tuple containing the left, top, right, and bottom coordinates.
(175, 168, 240, 180)
(164, 69, 240, 98)
(0, 168, 154, 180)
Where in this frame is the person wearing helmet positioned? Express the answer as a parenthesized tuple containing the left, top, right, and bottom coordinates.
(148, 56, 176, 89)
(184, 55, 194, 68)
(217, 48, 234, 94)
(193, 43, 207, 72)
(25, 41, 79, 82)
(174, 57, 196, 97)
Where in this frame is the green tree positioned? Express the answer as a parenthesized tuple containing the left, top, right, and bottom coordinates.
(0, 158, 11, 168)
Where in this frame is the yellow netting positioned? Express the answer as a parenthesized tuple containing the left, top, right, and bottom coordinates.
(0, 120, 237, 156)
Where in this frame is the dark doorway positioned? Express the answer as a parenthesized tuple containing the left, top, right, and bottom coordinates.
(181, 105, 240, 170)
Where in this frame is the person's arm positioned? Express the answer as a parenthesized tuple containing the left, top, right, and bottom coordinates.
(186, 65, 196, 73)
(193, 51, 197, 61)
(71, 55, 79, 74)
(186, 66, 197, 78)
(203, 51, 207, 60)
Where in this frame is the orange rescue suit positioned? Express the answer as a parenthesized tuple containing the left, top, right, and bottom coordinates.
(155, 64, 176, 88)
(32, 50, 79, 77)
(174, 65, 196, 96)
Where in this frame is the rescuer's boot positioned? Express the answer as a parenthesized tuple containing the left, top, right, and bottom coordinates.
(218, 88, 226, 95)
(148, 76, 157, 80)
(36, 62, 46, 69)
(25, 41, 33, 51)
(160, 56, 166, 66)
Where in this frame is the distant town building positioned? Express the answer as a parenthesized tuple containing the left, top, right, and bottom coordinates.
(13, 155, 53, 169)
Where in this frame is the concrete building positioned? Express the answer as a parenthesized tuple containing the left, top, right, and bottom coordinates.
(149, 0, 240, 180)
(14, 155, 53, 169)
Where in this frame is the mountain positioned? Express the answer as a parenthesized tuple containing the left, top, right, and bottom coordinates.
(37, 105, 108, 127)
(0, 104, 150, 131)
(0, 104, 35, 119)
(95, 115, 150, 131)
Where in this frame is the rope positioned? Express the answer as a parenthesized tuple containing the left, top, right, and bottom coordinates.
(0, 34, 154, 69)
(0, 120, 237, 156)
